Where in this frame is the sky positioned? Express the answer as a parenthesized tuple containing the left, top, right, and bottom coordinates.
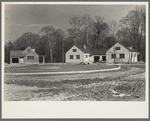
(4, 3, 137, 43)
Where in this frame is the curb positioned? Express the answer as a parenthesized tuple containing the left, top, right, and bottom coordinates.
(5, 66, 121, 76)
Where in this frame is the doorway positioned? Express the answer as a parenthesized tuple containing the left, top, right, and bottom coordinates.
(94, 56, 100, 62)
(19, 57, 24, 63)
(102, 56, 106, 61)
(12, 58, 18, 63)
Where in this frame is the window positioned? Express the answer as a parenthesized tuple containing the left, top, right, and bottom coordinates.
(115, 47, 120, 50)
(76, 55, 80, 59)
(27, 49, 30, 53)
(111, 54, 116, 58)
(27, 56, 34, 60)
(70, 55, 73, 59)
(120, 54, 125, 58)
(85, 55, 88, 58)
(73, 49, 77, 52)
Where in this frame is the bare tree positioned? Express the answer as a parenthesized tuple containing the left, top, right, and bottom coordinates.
(40, 26, 55, 63)
(82, 14, 94, 46)
(119, 5, 146, 62)
(109, 20, 118, 38)
(53, 29, 65, 62)
(93, 16, 109, 47)
(68, 15, 84, 45)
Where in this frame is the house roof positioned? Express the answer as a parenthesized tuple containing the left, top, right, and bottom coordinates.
(75, 45, 92, 54)
(10, 50, 26, 57)
(126, 47, 139, 53)
(115, 42, 139, 53)
(90, 48, 107, 55)
(75, 45, 107, 55)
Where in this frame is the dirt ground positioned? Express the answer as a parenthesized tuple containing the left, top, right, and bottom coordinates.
(4, 64, 146, 101)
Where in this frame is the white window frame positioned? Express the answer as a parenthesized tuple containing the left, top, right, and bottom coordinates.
(76, 55, 80, 59)
(120, 54, 125, 58)
(73, 49, 77, 52)
(70, 55, 74, 59)
(27, 56, 34, 60)
(111, 54, 116, 58)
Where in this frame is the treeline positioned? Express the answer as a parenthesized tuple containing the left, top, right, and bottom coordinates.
(5, 5, 146, 63)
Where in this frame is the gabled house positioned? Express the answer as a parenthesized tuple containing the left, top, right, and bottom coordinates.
(106, 42, 139, 63)
(10, 46, 39, 64)
(65, 45, 107, 63)
(65, 45, 91, 63)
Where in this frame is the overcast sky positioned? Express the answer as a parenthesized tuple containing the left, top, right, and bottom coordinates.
(5, 4, 137, 42)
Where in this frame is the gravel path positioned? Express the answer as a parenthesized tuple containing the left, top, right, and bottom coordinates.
(4, 66, 145, 82)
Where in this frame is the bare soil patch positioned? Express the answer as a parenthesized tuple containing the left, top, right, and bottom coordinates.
(4, 64, 145, 101)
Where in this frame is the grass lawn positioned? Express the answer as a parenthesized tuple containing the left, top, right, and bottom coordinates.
(5, 63, 117, 73)
(4, 64, 146, 101)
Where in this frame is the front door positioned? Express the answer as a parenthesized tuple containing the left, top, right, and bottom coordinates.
(19, 58, 24, 63)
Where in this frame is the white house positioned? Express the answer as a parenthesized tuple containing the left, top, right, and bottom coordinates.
(65, 45, 91, 63)
(10, 46, 46, 64)
(106, 42, 139, 63)
(65, 45, 107, 63)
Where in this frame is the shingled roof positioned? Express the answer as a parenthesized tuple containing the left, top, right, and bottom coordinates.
(117, 42, 139, 53)
(75, 45, 92, 54)
(10, 50, 26, 57)
(90, 48, 107, 55)
(75, 45, 107, 55)
(126, 47, 139, 53)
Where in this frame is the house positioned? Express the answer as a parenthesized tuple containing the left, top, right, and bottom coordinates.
(65, 45, 107, 63)
(10, 46, 45, 64)
(65, 45, 91, 63)
(106, 42, 140, 63)
(90, 48, 107, 62)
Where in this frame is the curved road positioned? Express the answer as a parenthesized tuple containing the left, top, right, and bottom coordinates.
(4, 65, 145, 82)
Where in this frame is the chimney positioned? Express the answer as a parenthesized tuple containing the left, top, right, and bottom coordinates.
(83, 44, 86, 49)
(130, 46, 132, 50)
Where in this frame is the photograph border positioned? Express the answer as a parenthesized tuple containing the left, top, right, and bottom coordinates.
(1, 0, 149, 119)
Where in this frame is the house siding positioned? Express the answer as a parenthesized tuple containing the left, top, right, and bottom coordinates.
(106, 43, 139, 63)
(106, 43, 130, 63)
(65, 45, 84, 63)
(65, 45, 108, 63)
(22, 47, 39, 64)
(130, 52, 138, 62)
(89, 56, 94, 62)
(84, 53, 90, 62)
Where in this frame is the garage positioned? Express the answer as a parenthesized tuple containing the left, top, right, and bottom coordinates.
(94, 56, 100, 62)
(12, 58, 19, 63)
(102, 56, 106, 61)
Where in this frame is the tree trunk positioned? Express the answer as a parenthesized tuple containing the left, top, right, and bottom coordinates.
(62, 39, 64, 63)
(50, 49, 52, 63)
(86, 32, 88, 46)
